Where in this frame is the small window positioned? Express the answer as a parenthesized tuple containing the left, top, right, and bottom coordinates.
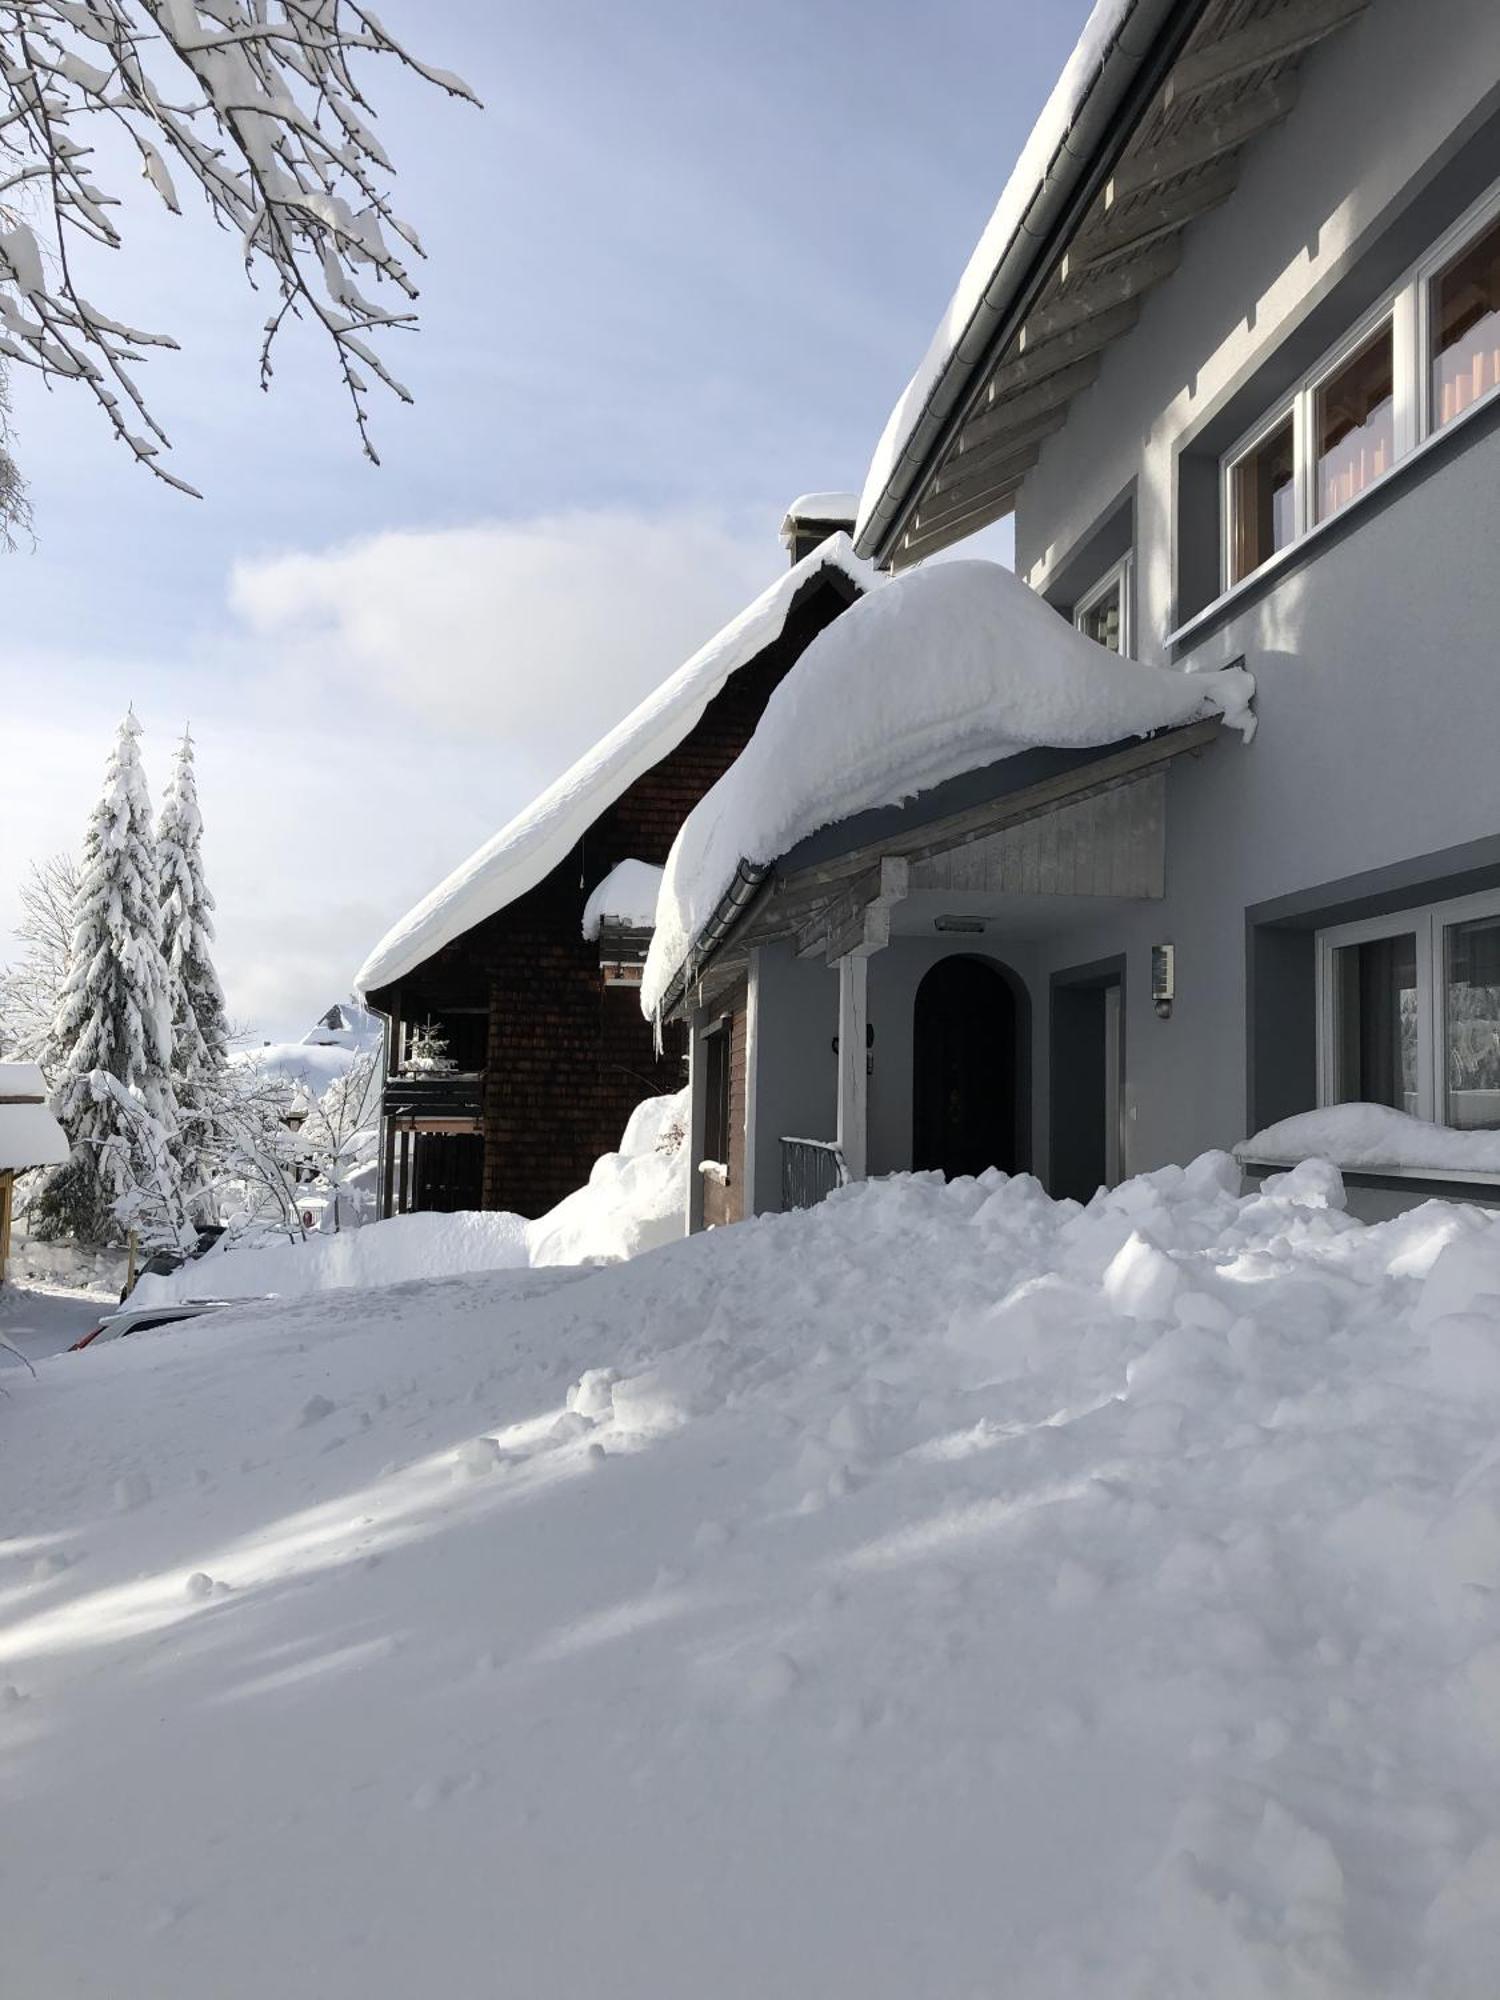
(1227, 414, 1295, 584)
(1443, 911, 1500, 1130)
(1073, 553, 1133, 655)
(1430, 209, 1500, 430)
(702, 1022, 731, 1168)
(1317, 890, 1500, 1136)
(1314, 321, 1395, 521)
(1330, 930, 1419, 1114)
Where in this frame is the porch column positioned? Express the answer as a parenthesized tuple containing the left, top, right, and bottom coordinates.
(686, 1009, 708, 1236)
(835, 951, 869, 1182)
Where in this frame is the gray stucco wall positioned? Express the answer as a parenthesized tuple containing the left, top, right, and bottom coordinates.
(987, 0, 1500, 1184)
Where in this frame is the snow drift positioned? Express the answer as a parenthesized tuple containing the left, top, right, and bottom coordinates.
(6, 1154, 1500, 1996)
(131, 1091, 689, 1305)
(644, 558, 1254, 1013)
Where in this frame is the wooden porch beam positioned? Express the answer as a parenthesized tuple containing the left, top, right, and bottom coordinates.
(1105, 81, 1299, 203)
(1164, 0, 1366, 108)
(896, 484, 1024, 564)
(795, 858, 909, 963)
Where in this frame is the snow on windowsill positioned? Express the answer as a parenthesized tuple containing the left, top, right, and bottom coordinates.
(582, 860, 665, 942)
(698, 1161, 728, 1184)
(1237, 1103, 1500, 1184)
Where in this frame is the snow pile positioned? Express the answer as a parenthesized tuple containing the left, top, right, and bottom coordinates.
(131, 1091, 689, 1305)
(526, 1090, 687, 1266)
(581, 859, 664, 941)
(354, 536, 876, 998)
(855, 0, 1135, 546)
(1241, 1101, 1500, 1177)
(7, 1155, 1500, 1995)
(645, 559, 1255, 1011)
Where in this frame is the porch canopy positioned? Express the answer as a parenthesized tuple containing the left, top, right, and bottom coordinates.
(645, 556, 1253, 1026)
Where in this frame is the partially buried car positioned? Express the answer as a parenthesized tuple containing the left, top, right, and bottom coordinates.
(69, 1298, 257, 1352)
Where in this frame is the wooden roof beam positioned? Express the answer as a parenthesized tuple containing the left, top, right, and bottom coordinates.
(958, 356, 1100, 454)
(938, 407, 1069, 495)
(898, 484, 1024, 565)
(1068, 157, 1240, 273)
(1164, 0, 1366, 109)
(1017, 236, 1181, 349)
(1105, 79, 1299, 203)
(992, 300, 1141, 396)
(910, 456, 1039, 540)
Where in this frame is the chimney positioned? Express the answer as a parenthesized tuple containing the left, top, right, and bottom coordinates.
(778, 491, 859, 567)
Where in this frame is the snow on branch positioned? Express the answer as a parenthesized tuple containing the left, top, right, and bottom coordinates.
(0, 2, 477, 495)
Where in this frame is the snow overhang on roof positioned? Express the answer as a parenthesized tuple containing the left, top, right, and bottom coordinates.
(643, 556, 1254, 1020)
(354, 534, 877, 1002)
(854, 0, 1371, 568)
(0, 1063, 70, 1174)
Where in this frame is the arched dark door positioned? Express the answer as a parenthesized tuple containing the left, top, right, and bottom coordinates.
(912, 956, 1020, 1179)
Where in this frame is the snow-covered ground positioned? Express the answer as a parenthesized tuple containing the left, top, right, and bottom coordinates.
(5, 1152, 1500, 1995)
(0, 1280, 108, 1368)
(130, 1090, 689, 1306)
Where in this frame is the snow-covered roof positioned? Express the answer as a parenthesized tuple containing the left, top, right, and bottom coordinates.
(643, 557, 1254, 1015)
(853, 0, 1137, 552)
(0, 1064, 70, 1174)
(355, 534, 876, 999)
(582, 861, 665, 943)
(781, 491, 858, 524)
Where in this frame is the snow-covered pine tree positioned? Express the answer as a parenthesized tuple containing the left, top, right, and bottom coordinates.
(34, 713, 180, 1243)
(158, 729, 229, 1205)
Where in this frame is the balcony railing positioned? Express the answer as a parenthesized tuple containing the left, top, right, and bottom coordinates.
(780, 1136, 848, 1212)
(383, 1071, 483, 1125)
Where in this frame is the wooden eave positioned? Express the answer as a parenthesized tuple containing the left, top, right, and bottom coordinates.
(888, 0, 1369, 568)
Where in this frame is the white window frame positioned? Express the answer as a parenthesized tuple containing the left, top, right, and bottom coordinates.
(1073, 551, 1134, 656)
(1222, 171, 1500, 589)
(1315, 886, 1500, 1128)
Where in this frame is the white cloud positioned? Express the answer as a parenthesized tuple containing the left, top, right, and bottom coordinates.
(229, 509, 777, 751)
(4, 507, 786, 1041)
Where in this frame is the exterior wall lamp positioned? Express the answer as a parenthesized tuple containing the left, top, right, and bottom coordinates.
(1152, 942, 1176, 1020)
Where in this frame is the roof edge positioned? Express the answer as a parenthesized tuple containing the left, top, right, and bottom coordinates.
(854, 0, 1209, 566)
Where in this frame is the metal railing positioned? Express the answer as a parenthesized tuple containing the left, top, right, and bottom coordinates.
(780, 1136, 849, 1212)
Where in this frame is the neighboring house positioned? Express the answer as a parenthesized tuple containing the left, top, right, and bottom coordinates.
(355, 516, 873, 1218)
(652, 0, 1500, 1223)
(0, 1062, 70, 1283)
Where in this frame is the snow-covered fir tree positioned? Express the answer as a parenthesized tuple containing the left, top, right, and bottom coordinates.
(34, 713, 179, 1243)
(158, 729, 229, 1202)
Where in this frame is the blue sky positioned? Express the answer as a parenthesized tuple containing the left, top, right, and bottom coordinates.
(0, 0, 1090, 1040)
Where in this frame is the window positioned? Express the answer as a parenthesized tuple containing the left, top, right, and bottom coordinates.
(702, 1021, 731, 1168)
(1314, 321, 1394, 521)
(1430, 210, 1500, 430)
(1073, 553, 1133, 654)
(1221, 178, 1500, 588)
(1228, 413, 1295, 584)
(1317, 890, 1500, 1133)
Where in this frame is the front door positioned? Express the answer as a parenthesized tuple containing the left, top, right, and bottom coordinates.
(912, 956, 1019, 1178)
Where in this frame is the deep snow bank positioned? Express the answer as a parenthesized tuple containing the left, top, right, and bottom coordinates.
(133, 1091, 689, 1305)
(6, 1153, 1500, 1996)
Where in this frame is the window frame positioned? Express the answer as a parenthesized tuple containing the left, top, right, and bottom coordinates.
(1072, 550, 1134, 656)
(1315, 886, 1500, 1130)
(1221, 173, 1500, 590)
(701, 1017, 732, 1171)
